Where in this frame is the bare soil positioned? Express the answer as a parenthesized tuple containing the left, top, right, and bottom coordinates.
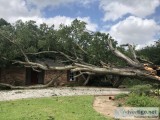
(93, 96, 117, 118)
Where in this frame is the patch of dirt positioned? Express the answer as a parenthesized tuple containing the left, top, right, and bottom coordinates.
(93, 96, 117, 118)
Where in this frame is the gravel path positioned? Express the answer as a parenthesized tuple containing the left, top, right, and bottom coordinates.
(0, 87, 129, 101)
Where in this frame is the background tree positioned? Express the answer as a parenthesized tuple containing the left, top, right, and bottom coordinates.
(138, 41, 160, 65)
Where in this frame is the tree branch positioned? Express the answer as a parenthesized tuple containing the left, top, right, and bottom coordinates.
(107, 39, 143, 68)
(121, 44, 139, 62)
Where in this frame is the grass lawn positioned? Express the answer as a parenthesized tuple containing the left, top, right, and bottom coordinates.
(0, 96, 109, 120)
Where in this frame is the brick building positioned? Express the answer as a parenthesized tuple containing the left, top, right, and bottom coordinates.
(0, 60, 85, 86)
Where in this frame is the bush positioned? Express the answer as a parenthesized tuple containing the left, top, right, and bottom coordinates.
(130, 84, 152, 96)
(115, 93, 128, 100)
(126, 93, 160, 116)
(126, 93, 160, 107)
(122, 78, 154, 88)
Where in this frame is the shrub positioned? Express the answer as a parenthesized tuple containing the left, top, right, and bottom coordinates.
(126, 93, 160, 115)
(115, 93, 128, 100)
(122, 78, 154, 88)
(130, 84, 152, 96)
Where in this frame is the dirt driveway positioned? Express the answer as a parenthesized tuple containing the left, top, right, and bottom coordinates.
(93, 96, 116, 118)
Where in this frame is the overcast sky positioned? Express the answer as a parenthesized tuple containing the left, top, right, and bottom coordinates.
(0, 0, 160, 48)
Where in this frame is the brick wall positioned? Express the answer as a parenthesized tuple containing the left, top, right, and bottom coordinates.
(44, 70, 68, 86)
(0, 67, 26, 85)
(0, 67, 83, 86)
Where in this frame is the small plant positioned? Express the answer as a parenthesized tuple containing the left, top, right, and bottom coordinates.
(117, 103, 122, 107)
(150, 89, 160, 95)
(151, 83, 160, 96)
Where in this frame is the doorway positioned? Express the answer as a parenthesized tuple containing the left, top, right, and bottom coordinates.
(31, 70, 38, 84)
(25, 68, 44, 85)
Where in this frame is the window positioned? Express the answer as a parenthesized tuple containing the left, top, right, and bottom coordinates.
(69, 71, 76, 81)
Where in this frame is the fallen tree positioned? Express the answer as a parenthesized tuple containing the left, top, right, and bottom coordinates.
(0, 30, 160, 89)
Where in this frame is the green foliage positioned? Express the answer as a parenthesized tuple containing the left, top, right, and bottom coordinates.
(0, 96, 108, 120)
(117, 103, 123, 107)
(126, 93, 160, 108)
(130, 84, 152, 96)
(116, 91, 160, 116)
(138, 43, 160, 65)
(150, 89, 160, 95)
(0, 18, 10, 27)
(115, 93, 128, 100)
(122, 77, 154, 88)
(0, 18, 120, 67)
(115, 84, 160, 116)
(0, 18, 159, 69)
(126, 93, 160, 115)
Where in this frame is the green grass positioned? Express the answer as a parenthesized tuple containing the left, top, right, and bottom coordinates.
(0, 96, 109, 120)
